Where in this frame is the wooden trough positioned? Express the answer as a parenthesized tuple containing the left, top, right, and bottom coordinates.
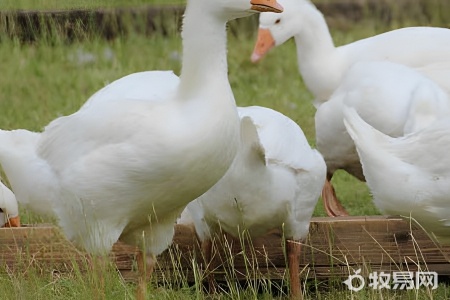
(1, 216, 449, 284)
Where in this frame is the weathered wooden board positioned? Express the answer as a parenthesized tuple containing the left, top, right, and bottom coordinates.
(155, 216, 450, 283)
(1, 216, 449, 283)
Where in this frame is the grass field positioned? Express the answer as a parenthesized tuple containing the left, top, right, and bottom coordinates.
(0, 2, 449, 299)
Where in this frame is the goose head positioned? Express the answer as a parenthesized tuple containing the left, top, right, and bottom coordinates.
(0, 182, 20, 228)
(251, 0, 308, 62)
(192, 0, 283, 21)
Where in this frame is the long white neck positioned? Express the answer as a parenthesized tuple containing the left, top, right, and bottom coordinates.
(293, 2, 336, 63)
(292, 2, 341, 103)
(178, 3, 229, 98)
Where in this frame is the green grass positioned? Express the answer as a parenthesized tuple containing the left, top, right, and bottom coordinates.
(0, 262, 135, 300)
(0, 4, 448, 299)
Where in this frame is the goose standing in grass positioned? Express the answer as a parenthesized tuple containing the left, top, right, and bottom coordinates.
(180, 106, 326, 299)
(250, 0, 450, 216)
(0, 181, 20, 228)
(343, 107, 450, 244)
(0, 0, 283, 298)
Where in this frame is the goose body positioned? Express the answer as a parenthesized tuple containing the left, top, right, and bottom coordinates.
(0, 0, 282, 263)
(183, 106, 326, 241)
(316, 61, 450, 182)
(344, 107, 450, 244)
(0, 181, 19, 227)
(180, 106, 326, 297)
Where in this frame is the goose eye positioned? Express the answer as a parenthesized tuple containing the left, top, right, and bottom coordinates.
(275, 19, 281, 24)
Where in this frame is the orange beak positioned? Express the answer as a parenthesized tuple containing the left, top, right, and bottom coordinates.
(3, 216, 20, 228)
(251, 28, 276, 63)
(250, 0, 284, 13)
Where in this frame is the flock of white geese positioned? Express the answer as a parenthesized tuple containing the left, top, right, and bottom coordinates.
(1, 0, 450, 298)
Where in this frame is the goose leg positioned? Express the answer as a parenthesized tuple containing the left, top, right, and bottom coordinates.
(136, 250, 155, 300)
(322, 174, 349, 217)
(2, 215, 20, 227)
(201, 238, 216, 293)
(286, 240, 303, 300)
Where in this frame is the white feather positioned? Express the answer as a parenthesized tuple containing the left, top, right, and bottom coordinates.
(181, 106, 326, 242)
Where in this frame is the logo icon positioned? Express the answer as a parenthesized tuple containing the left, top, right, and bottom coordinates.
(343, 268, 365, 292)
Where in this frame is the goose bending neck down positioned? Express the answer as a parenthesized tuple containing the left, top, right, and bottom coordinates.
(0, 182, 20, 228)
(250, 0, 450, 217)
(0, 0, 283, 298)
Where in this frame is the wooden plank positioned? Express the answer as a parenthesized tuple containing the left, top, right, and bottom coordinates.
(0, 216, 449, 283)
(153, 216, 450, 283)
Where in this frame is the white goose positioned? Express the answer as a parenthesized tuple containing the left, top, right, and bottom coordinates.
(180, 106, 326, 299)
(343, 107, 450, 244)
(251, 0, 450, 216)
(0, 181, 20, 228)
(0, 0, 282, 296)
(315, 60, 450, 212)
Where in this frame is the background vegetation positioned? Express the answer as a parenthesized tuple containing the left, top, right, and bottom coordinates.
(0, 0, 186, 11)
